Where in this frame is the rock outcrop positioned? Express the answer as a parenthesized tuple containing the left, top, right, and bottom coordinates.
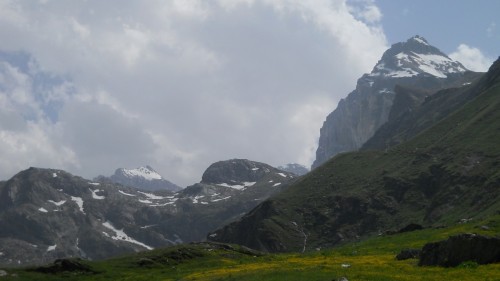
(419, 234, 500, 267)
(312, 36, 473, 169)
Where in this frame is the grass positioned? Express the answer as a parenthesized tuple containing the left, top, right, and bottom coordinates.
(1, 215, 499, 281)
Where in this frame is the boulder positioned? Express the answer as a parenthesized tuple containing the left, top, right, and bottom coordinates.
(396, 249, 420, 260)
(418, 233, 500, 267)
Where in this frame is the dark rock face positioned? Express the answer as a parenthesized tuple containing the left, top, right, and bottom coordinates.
(396, 249, 421, 260)
(419, 234, 500, 267)
(398, 223, 424, 233)
(312, 36, 473, 169)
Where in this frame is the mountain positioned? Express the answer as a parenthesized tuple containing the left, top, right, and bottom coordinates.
(0, 159, 296, 266)
(277, 163, 309, 176)
(312, 35, 480, 169)
(96, 166, 182, 192)
(208, 57, 500, 252)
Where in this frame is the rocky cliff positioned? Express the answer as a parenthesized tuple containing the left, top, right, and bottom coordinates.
(312, 36, 474, 169)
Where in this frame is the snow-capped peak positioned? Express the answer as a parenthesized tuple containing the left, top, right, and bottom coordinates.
(369, 36, 467, 79)
(122, 166, 162, 181)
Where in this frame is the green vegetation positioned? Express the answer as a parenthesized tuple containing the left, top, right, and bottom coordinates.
(2, 215, 499, 281)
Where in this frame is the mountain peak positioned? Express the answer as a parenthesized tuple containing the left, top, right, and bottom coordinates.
(100, 165, 182, 192)
(121, 166, 162, 181)
(369, 36, 467, 79)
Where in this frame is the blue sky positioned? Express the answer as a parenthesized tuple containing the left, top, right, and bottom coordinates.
(0, 0, 497, 186)
(377, 0, 498, 57)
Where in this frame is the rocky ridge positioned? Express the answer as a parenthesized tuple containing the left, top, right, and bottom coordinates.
(312, 36, 476, 169)
(0, 159, 296, 266)
(96, 166, 182, 192)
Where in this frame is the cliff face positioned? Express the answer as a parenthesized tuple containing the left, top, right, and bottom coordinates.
(312, 36, 473, 169)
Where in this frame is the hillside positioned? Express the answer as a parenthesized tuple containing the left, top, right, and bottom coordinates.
(209, 57, 500, 252)
(0, 159, 296, 266)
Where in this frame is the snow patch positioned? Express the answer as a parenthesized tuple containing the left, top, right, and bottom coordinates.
(137, 191, 167, 200)
(139, 199, 153, 204)
(102, 221, 153, 250)
(38, 207, 48, 213)
(216, 182, 256, 190)
(211, 196, 231, 202)
(52, 173, 57, 178)
(122, 166, 162, 180)
(48, 200, 66, 206)
(88, 182, 100, 186)
(412, 36, 428, 45)
(71, 196, 85, 214)
(118, 190, 136, 196)
(251, 168, 259, 171)
(90, 188, 105, 200)
(46, 244, 56, 252)
(273, 183, 282, 187)
(191, 195, 205, 204)
(277, 173, 287, 178)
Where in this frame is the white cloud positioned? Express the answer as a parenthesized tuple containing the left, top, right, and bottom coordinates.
(449, 44, 494, 72)
(0, 0, 388, 186)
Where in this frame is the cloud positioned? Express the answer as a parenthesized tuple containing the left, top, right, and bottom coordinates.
(449, 44, 494, 72)
(0, 0, 388, 186)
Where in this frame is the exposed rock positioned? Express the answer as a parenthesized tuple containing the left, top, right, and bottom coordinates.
(397, 223, 423, 233)
(396, 249, 421, 260)
(0, 270, 7, 277)
(0, 159, 295, 266)
(419, 234, 500, 267)
(313, 36, 473, 169)
(31, 258, 96, 274)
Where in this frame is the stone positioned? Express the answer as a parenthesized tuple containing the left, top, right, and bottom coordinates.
(396, 249, 420, 260)
(0, 270, 7, 277)
(418, 233, 500, 267)
(397, 223, 423, 233)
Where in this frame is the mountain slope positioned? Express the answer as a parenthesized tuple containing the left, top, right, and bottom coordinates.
(96, 166, 182, 192)
(312, 36, 478, 169)
(209, 57, 500, 252)
(0, 159, 296, 266)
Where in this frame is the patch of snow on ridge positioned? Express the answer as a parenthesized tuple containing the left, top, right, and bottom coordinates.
(48, 200, 66, 206)
(102, 221, 153, 250)
(47, 244, 56, 252)
(90, 188, 105, 200)
(273, 183, 282, 187)
(122, 166, 162, 180)
(88, 182, 100, 186)
(277, 173, 287, 178)
(119, 190, 136, 196)
(137, 191, 167, 200)
(52, 173, 57, 178)
(38, 207, 48, 213)
(211, 196, 231, 202)
(71, 196, 85, 214)
(139, 199, 153, 204)
(412, 36, 428, 45)
(216, 182, 256, 190)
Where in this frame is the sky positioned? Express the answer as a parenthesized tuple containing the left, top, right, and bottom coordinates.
(0, 0, 497, 186)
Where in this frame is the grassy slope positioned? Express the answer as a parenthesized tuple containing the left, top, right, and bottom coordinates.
(209, 60, 500, 252)
(1, 215, 500, 281)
